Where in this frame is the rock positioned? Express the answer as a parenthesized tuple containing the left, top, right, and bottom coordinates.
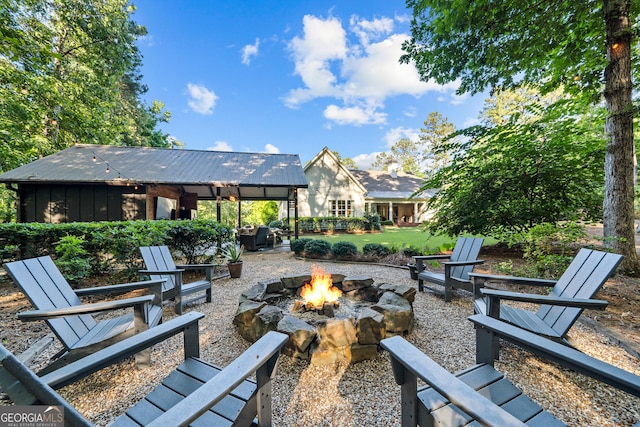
(372, 291, 414, 334)
(241, 283, 267, 301)
(233, 300, 267, 327)
(378, 283, 417, 303)
(350, 343, 379, 363)
(277, 315, 317, 353)
(316, 318, 357, 348)
(356, 307, 385, 345)
(341, 277, 374, 292)
(262, 278, 284, 293)
(238, 305, 284, 343)
(281, 275, 311, 289)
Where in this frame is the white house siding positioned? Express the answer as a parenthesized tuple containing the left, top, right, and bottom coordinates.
(297, 154, 366, 217)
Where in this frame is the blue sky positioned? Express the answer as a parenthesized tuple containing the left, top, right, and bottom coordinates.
(133, 1, 487, 169)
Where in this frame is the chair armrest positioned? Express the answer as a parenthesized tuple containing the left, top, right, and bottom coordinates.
(443, 259, 485, 267)
(469, 272, 557, 287)
(41, 311, 205, 389)
(75, 279, 166, 297)
(146, 331, 289, 427)
(380, 336, 526, 426)
(414, 254, 451, 270)
(175, 264, 216, 270)
(139, 269, 185, 275)
(480, 288, 609, 309)
(413, 255, 451, 261)
(17, 295, 155, 321)
(469, 314, 640, 397)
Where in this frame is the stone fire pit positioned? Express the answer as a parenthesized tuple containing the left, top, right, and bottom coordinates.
(233, 271, 416, 365)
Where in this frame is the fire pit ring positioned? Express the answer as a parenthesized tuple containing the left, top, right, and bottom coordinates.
(233, 265, 416, 365)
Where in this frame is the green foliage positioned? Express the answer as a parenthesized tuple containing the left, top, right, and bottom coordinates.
(498, 222, 590, 278)
(268, 219, 289, 230)
(0, 219, 232, 276)
(299, 217, 368, 233)
(221, 243, 244, 263)
(331, 241, 358, 260)
(291, 238, 313, 255)
(380, 220, 394, 226)
(54, 235, 90, 283)
(303, 239, 332, 258)
(363, 211, 381, 231)
(421, 93, 606, 236)
(362, 243, 390, 257)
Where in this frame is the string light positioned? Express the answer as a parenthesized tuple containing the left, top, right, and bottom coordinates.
(90, 148, 141, 189)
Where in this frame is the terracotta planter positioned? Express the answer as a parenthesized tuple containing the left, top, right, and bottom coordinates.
(228, 261, 243, 278)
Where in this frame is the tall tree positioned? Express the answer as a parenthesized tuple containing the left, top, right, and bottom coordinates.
(0, 0, 172, 173)
(372, 138, 423, 175)
(419, 111, 455, 175)
(403, 1, 640, 273)
(423, 91, 606, 236)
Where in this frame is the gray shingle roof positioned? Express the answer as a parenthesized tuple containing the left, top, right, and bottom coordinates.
(0, 144, 308, 200)
(348, 169, 433, 199)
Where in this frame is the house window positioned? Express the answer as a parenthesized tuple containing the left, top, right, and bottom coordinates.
(329, 200, 353, 217)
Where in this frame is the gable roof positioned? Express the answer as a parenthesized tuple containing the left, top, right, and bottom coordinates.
(304, 147, 367, 193)
(348, 169, 433, 200)
(0, 144, 308, 200)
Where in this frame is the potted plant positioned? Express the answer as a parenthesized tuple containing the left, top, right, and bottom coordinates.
(222, 243, 244, 278)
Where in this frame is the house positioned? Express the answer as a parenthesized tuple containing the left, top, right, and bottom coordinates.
(0, 144, 308, 235)
(296, 147, 433, 224)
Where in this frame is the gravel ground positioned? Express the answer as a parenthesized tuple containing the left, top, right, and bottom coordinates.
(6, 251, 640, 426)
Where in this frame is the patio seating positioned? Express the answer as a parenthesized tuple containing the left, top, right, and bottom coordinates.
(139, 245, 215, 315)
(471, 248, 623, 344)
(413, 237, 484, 302)
(382, 314, 640, 426)
(238, 225, 269, 251)
(4, 256, 164, 375)
(0, 319, 289, 427)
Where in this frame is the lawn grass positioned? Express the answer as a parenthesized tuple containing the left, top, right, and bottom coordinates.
(300, 226, 459, 252)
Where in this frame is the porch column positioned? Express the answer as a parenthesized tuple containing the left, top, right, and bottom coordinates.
(414, 203, 418, 223)
(388, 202, 393, 223)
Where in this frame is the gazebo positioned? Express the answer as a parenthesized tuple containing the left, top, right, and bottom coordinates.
(0, 144, 309, 237)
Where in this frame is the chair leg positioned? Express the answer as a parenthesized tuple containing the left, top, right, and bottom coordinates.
(418, 279, 424, 292)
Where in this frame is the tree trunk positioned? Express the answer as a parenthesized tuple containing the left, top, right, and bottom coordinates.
(602, 0, 640, 275)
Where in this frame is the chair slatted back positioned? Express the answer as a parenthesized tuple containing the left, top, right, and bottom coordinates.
(140, 246, 177, 294)
(449, 237, 484, 281)
(4, 256, 96, 350)
(539, 248, 623, 337)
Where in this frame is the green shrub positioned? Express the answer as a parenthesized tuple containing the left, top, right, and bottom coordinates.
(54, 235, 90, 283)
(304, 239, 332, 258)
(362, 243, 390, 257)
(331, 241, 358, 260)
(291, 238, 313, 255)
(381, 220, 394, 226)
(400, 245, 422, 257)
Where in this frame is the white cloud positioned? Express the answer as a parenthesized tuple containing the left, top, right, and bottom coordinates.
(349, 15, 394, 45)
(352, 152, 380, 169)
(383, 126, 420, 147)
(323, 104, 386, 126)
(187, 83, 218, 115)
(264, 144, 280, 153)
(450, 92, 469, 105)
(208, 141, 232, 151)
(241, 38, 260, 65)
(404, 106, 417, 118)
(284, 14, 462, 126)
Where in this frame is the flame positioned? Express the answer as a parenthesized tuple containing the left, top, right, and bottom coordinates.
(300, 265, 342, 309)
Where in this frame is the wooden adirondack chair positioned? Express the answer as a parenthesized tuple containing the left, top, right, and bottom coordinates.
(413, 237, 484, 302)
(471, 248, 623, 343)
(382, 314, 640, 427)
(0, 327, 288, 427)
(139, 245, 216, 315)
(4, 256, 164, 375)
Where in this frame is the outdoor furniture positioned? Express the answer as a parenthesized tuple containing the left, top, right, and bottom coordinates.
(4, 256, 164, 376)
(238, 225, 269, 251)
(471, 248, 623, 343)
(139, 245, 215, 315)
(382, 314, 640, 427)
(0, 321, 289, 427)
(413, 237, 484, 302)
(1, 311, 203, 399)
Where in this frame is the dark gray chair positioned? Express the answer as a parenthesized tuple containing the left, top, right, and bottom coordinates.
(139, 245, 215, 315)
(239, 226, 269, 251)
(471, 248, 623, 343)
(4, 256, 164, 375)
(413, 237, 484, 302)
(0, 325, 288, 427)
(382, 314, 640, 426)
